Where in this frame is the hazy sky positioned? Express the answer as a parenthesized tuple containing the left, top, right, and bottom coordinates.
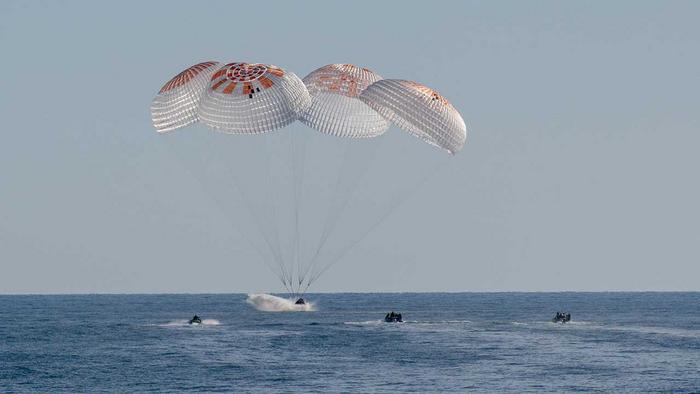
(1, 1, 699, 294)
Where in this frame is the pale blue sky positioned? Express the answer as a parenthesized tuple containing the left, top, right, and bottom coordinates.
(1, 1, 699, 293)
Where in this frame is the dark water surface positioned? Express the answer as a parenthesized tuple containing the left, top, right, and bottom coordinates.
(1, 293, 698, 393)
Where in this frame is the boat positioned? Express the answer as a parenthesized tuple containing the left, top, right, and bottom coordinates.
(552, 312, 571, 323)
(384, 311, 403, 323)
(189, 315, 202, 325)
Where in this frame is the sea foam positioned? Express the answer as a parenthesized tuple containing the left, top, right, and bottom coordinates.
(158, 319, 221, 327)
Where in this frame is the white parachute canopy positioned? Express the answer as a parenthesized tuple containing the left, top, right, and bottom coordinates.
(300, 64, 389, 138)
(150, 61, 221, 132)
(360, 79, 467, 154)
(198, 62, 310, 134)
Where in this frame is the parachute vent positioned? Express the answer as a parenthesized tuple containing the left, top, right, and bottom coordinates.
(198, 62, 310, 134)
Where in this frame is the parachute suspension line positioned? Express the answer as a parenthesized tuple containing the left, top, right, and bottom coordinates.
(218, 138, 294, 296)
(162, 139, 293, 296)
(216, 133, 291, 295)
(288, 131, 300, 297)
(289, 134, 298, 297)
(297, 139, 352, 290)
(301, 138, 383, 291)
(290, 130, 308, 297)
(304, 156, 447, 292)
(263, 133, 293, 294)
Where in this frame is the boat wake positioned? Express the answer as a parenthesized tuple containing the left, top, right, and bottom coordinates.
(597, 324, 699, 338)
(158, 319, 221, 327)
(344, 320, 470, 326)
(344, 320, 384, 326)
(246, 293, 316, 312)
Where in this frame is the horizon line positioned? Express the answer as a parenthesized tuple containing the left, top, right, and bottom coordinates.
(1, 290, 698, 296)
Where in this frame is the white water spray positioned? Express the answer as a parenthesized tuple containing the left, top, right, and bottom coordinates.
(246, 293, 315, 312)
(158, 319, 221, 327)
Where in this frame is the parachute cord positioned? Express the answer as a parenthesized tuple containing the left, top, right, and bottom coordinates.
(293, 131, 308, 296)
(302, 138, 382, 287)
(306, 158, 446, 289)
(173, 154, 289, 286)
(214, 134, 291, 294)
(218, 139, 292, 295)
(299, 140, 353, 285)
(162, 138, 292, 295)
(263, 134, 292, 290)
(300, 276, 313, 297)
(290, 135, 298, 295)
(301, 143, 361, 289)
(290, 132, 301, 296)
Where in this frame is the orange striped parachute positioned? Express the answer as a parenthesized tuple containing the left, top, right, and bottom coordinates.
(150, 61, 221, 132)
(198, 63, 310, 134)
(300, 64, 389, 138)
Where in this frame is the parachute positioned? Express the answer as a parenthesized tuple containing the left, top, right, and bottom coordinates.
(151, 61, 467, 299)
(359, 79, 467, 155)
(150, 61, 221, 133)
(198, 63, 310, 134)
(300, 64, 389, 138)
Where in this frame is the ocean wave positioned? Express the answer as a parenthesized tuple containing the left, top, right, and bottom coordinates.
(344, 319, 471, 326)
(604, 325, 700, 338)
(537, 320, 699, 338)
(344, 320, 384, 326)
(413, 320, 472, 325)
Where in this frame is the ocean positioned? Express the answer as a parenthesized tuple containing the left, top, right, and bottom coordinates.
(1, 292, 698, 393)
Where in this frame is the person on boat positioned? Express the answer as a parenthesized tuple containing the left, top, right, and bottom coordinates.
(385, 311, 403, 323)
(189, 315, 202, 324)
(553, 311, 571, 323)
